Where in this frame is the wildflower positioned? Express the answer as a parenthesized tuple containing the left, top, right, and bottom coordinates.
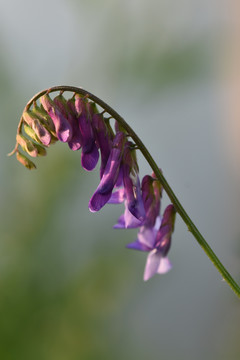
(127, 204, 176, 281)
(89, 131, 125, 212)
(92, 111, 112, 178)
(141, 174, 162, 227)
(40, 94, 72, 143)
(113, 173, 161, 229)
(11, 87, 177, 284)
(65, 99, 82, 151)
(75, 95, 99, 171)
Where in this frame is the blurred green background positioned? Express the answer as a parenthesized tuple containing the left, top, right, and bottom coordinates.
(1, 1, 240, 359)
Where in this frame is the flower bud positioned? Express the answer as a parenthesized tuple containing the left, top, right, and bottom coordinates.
(34, 143, 47, 156)
(16, 151, 36, 170)
(74, 95, 99, 171)
(16, 134, 38, 157)
(16, 134, 46, 157)
(66, 99, 82, 151)
(32, 104, 56, 134)
(23, 123, 42, 144)
(23, 110, 52, 146)
(40, 94, 72, 142)
(155, 204, 176, 256)
(92, 112, 112, 177)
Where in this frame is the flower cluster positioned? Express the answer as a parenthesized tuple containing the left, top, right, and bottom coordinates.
(14, 90, 176, 281)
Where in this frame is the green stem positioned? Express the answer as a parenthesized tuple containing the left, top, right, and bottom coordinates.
(12, 85, 240, 298)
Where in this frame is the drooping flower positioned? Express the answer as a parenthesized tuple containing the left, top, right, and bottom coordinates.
(75, 95, 99, 171)
(122, 143, 146, 222)
(127, 204, 176, 281)
(89, 131, 125, 212)
(65, 98, 82, 151)
(13, 87, 178, 283)
(141, 174, 162, 228)
(92, 111, 113, 178)
(112, 173, 161, 229)
(40, 94, 73, 143)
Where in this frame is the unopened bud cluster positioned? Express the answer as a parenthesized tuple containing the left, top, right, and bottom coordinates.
(13, 90, 176, 281)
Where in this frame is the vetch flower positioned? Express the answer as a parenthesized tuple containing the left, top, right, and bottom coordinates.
(40, 93, 73, 143)
(141, 174, 162, 228)
(89, 131, 125, 212)
(65, 98, 83, 151)
(127, 204, 176, 281)
(11, 87, 179, 286)
(75, 95, 99, 171)
(92, 111, 113, 178)
(112, 173, 161, 229)
(122, 142, 146, 223)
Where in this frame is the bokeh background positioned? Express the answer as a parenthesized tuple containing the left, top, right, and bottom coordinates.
(1, 0, 240, 359)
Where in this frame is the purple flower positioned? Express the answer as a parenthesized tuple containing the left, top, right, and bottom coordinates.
(40, 94, 72, 143)
(112, 173, 162, 229)
(127, 204, 176, 281)
(122, 143, 146, 222)
(66, 99, 82, 151)
(75, 95, 99, 171)
(141, 174, 162, 228)
(89, 131, 125, 212)
(108, 143, 146, 227)
(92, 112, 112, 178)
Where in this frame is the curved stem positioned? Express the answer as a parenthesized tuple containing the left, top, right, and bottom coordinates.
(12, 85, 240, 298)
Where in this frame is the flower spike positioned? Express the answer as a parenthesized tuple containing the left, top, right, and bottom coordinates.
(8, 85, 240, 298)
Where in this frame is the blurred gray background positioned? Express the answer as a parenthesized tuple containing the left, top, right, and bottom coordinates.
(1, 0, 240, 359)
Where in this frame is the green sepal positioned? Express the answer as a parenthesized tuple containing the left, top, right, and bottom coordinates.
(16, 151, 36, 170)
(31, 104, 56, 134)
(34, 143, 47, 156)
(16, 134, 38, 157)
(23, 123, 42, 144)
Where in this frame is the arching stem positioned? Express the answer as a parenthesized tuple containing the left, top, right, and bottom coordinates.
(10, 85, 240, 298)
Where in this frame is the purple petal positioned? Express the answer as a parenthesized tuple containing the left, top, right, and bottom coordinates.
(143, 250, 162, 281)
(123, 205, 143, 228)
(81, 143, 99, 171)
(92, 113, 112, 177)
(157, 257, 172, 274)
(154, 205, 176, 255)
(67, 100, 82, 151)
(126, 240, 150, 252)
(108, 188, 125, 204)
(113, 214, 126, 229)
(49, 108, 72, 142)
(89, 190, 112, 212)
(115, 165, 123, 187)
(40, 95, 72, 143)
(122, 145, 146, 222)
(141, 175, 162, 228)
(88, 132, 125, 212)
(137, 226, 157, 249)
(34, 123, 52, 146)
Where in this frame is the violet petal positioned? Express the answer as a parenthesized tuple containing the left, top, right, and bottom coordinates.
(143, 250, 162, 281)
(81, 143, 99, 171)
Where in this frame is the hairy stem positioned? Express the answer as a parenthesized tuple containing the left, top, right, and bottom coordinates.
(11, 85, 240, 298)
